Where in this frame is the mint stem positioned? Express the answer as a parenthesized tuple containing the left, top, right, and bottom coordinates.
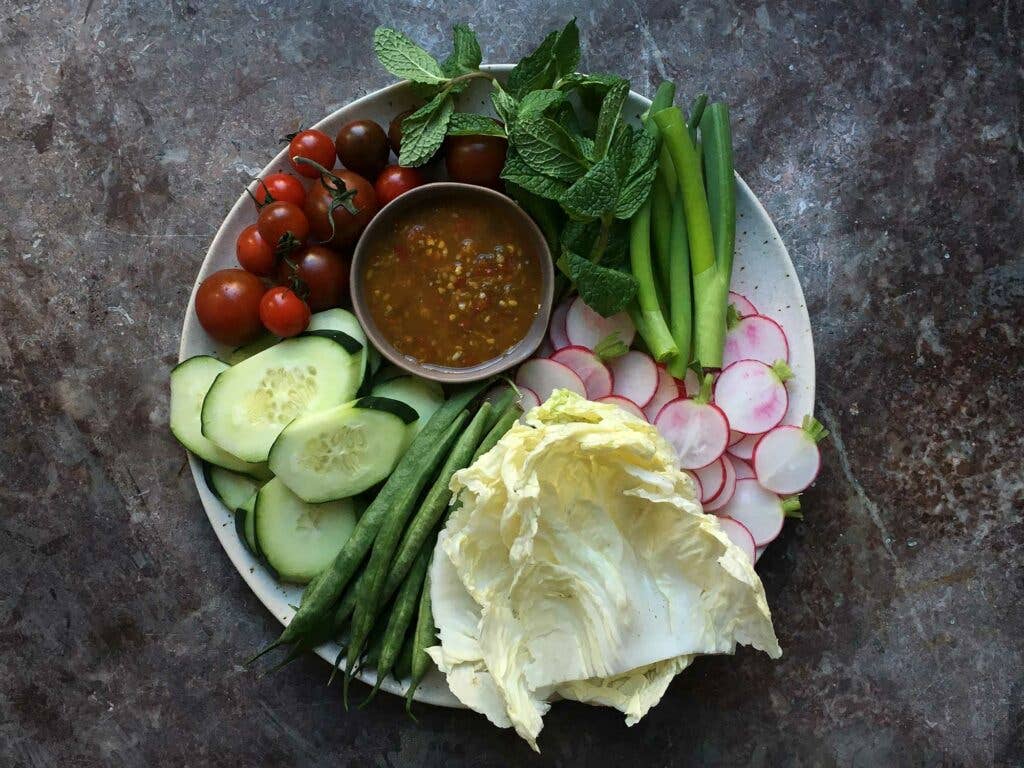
(589, 213, 613, 263)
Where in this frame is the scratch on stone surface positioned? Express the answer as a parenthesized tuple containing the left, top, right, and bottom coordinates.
(818, 404, 932, 648)
(632, 2, 668, 81)
(257, 699, 321, 762)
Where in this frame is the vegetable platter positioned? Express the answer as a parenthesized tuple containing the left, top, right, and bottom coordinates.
(174, 21, 816, 723)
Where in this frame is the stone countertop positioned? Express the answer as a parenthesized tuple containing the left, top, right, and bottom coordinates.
(1, 1, 1021, 766)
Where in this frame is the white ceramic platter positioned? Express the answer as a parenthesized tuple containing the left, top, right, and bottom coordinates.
(178, 65, 815, 707)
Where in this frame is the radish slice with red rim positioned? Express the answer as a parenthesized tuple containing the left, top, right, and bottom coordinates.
(515, 358, 586, 402)
(717, 517, 756, 564)
(727, 431, 762, 461)
(550, 346, 613, 399)
(516, 386, 540, 411)
(654, 374, 730, 469)
(535, 336, 554, 358)
(714, 359, 792, 434)
(719, 479, 800, 546)
(693, 458, 726, 503)
(728, 291, 758, 318)
(752, 416, 828, 494)
(722, 315, 789, 368)
(728, 429, 744, 447)
(727, 455, 756, 480)
(564, 297, 635, 350)
(595, 395, 646, 421)
(549, 300, 571, 350)
(643, 366, 680, 422)
(607, 351, 658, 407)
(703, 453, 737, 512)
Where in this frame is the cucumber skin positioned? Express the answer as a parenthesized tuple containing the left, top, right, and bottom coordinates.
(354, 396, 419, 425)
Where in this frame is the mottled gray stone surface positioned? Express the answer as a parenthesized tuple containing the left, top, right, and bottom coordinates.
(1, 1, 1021, 766)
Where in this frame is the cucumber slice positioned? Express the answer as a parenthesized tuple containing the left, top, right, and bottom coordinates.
(170, 356, 271, 477)
(254, 477, 357, 584)
(308, 308, 370, 381)
(227, 334, 278, 365)
(268, 399, 413, 502)
(234, 491, 259, 555)
(370, 376, 445, 438)
(201, 334, 362, 463)
(206, 465, 265, 510)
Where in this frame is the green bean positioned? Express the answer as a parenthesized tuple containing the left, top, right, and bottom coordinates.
(629, 198, 678, 362)
(347, 403, 492, 674)
(473, 399, 520, 460)
(361, 543, 432, 705)
(483, 388, 515, 433)
(250, 381, 486, 663)
(406, 566, 435, 716)
(394, 628, 414, 681)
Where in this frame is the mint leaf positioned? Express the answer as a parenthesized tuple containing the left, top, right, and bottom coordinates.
(506, 183, 563, 253)
(501, 150, 569, 200)
(559, 156, 618, 220)
(441, 23, 482, 77)
(517, 89, 565, 118)
(556, 72, 623, 92)
(374, 28, 447, 85)
(613, 129, 658, 219)
(560, 249, 636, 316)
(510, 116, 588, 181)
(398, 92, 454, 166)
(593, 333, 629, 360)
(593, 78, 629, 160)
(491, 82, 519, 125)
(447, 112, 505, 137)
(562, 219, 630, 267)
(507, 19, 579, 98)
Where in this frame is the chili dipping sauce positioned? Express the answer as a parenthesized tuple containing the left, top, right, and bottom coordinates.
(362, 195, 542, 368)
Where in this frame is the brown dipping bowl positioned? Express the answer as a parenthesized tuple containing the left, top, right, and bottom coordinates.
(350, 182, 554, 384)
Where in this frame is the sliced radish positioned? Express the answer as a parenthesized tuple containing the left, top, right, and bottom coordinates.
(727, 455, 756, 480)
(550, 346, 613, 399)
(727, 431, 762, 461)
(643, 366, 680, 422)
(703, 453, 737, 512)
(595, 395, 646, 421)
(722, 315, 789, 368)
(754, 545, 766, 563)
(607, 351, 658, 407)
(549, 300, 571, 350)
(535, 337, 554, 358)
(515, 358, 586, 402)
(654, 374, 730, 469)
(717, 517, 756, 564)
(719, 479, 800, 546)
(682, 368, 700, 397)
(564, 296, 635, 350)
(728, 429, 744, 447)
(693, 458, 726, 504)
(516, 386, 540, 411)
(714, 359, 792, 434)
(752, 416, 828, 494)
(728, 291, 758, 318)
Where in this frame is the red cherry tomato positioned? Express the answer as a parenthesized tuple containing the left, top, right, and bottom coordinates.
(251, 173, 306, 208)
(235, 224, 276, 276)
(287, 129, 336, 178)
(374, 165, 425, 207)
(257, 200, 309, 250)
(259, 286, 310, 337)
(195, 268, 265, 345)
(445, 134, 508, 188)
(304, 170, 378, 250)
(276, 245, 350, 312)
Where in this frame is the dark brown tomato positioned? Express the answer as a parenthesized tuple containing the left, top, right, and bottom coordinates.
(335, 120, 390, 179)
(304, 170, 378, 250)
(387, 109, 415, 157)
(195, 268, 265, 345)
(445, 134, 508, 188)
(277, 245, 350, 312)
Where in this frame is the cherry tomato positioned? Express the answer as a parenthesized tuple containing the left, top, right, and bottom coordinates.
(195, 268, 265, 345)
(287, 129, 336, 178)
(277, 245, 350, 312)
(259, 286, 310, 337)
(235, 224, 276, 276)
(257, 200, 309, 250)
(388, 109, 414, 157)
(374, 165, 425, 207)
(251, 172, 306, 208)
(304, 170, 378, 250)
(335, 120, 390, 180)
(445, 134, 508, 188)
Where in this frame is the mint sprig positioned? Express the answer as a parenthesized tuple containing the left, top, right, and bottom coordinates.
(373, 28, 448, 84)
